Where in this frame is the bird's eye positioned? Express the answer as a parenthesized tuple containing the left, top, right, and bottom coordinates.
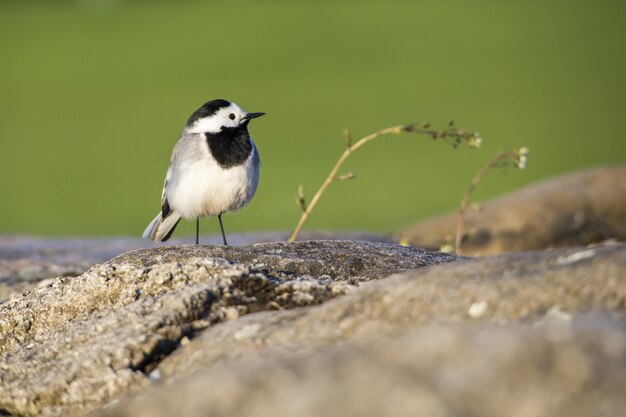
(229, 113, 236, 120)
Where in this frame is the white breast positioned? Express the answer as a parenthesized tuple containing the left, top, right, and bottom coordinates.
(168, 143, 259, 220)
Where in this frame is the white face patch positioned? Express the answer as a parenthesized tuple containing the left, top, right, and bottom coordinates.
(186, 103, 247, 134)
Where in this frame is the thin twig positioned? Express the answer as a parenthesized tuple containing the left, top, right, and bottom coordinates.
(288, 123, 478, 242)
(454, 151, 518, 255)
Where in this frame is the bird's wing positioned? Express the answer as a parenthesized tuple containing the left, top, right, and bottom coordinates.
(160, 163, 173, 217)
(160, 133, 187, 218)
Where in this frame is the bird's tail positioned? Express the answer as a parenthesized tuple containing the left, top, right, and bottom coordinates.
(142, 210, 182, 242)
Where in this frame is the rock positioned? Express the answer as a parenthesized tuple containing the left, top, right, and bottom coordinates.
(0, 241, 455, 417)
(102, 242, 626, 417)
(0, 232, 392, 303)
(140, 242, 626, 381)
(1, 241, 624, 417)
(392, 166, 626, 255)
(104, 319, 626, 417)
(0, 236, 155, 304)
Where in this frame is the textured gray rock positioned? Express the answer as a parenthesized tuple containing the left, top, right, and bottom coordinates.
(145, 242, 626, 382)
(393, 166, 626, 255)
(0, 241, 455, 417)
(0, 232, 392, 303)
(106, 319, 626, 417)
(102, 243, 626, 417)
(1, 241, 625, 417)
(0, 235, 130, 303)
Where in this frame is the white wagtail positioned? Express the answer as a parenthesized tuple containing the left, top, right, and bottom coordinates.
(143, 99, 265, 245)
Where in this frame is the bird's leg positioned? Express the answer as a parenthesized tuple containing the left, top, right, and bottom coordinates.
(195, 218, 199, 245)
(218, 213, 228, 246)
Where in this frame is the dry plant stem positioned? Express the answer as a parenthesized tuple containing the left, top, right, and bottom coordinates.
(288, 124, 472, 242)
(288, 125, 403, 242)
(455, 151, 518, 255)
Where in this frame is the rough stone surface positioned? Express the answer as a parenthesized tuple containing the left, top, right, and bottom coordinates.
(93, 242, 626, 417)
(0, 241, 455, 417)
(1, 241, 625, 417)
(101, 243, 626, 417)
(0, 232, 392, 302)
(147, 242, 626, 381)
(393, 166, 626, 255)
(111, 240, 451, 285)
(105, 319, 626, 417)
(0, 236, 132, 303)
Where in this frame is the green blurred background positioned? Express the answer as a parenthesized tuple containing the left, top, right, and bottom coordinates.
(1, 0, 624, 238)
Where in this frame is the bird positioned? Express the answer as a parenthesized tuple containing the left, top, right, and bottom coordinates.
(143, 99, 265, 246)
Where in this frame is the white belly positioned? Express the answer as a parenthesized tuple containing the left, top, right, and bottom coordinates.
(168, 148, 259, 220)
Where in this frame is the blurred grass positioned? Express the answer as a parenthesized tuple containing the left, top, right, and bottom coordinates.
(0, 0, 624, 237)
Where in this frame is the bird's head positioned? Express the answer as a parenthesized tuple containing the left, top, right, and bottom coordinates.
(185, 99, 265, 134)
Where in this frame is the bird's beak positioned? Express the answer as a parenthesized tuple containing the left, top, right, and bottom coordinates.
(243, 112, 265, 122)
